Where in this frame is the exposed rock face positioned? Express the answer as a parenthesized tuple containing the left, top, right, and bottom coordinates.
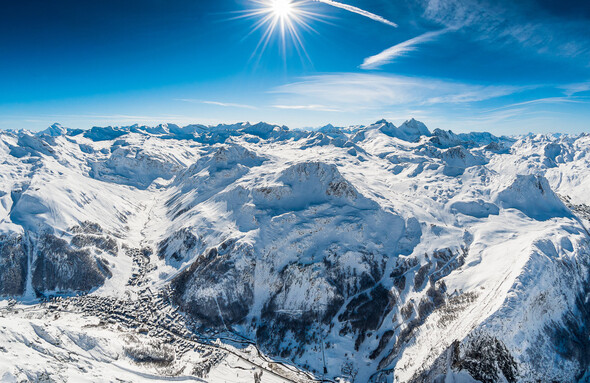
(0, 234, 28, 296)
(32, 233, 112, 294)
(0, 220, 117, 297)
(171, 241, 255, 327)
(158, 227, 201, 264)
(454, 334, 518, 383)
(339, 283, 395, 350)
(409, 334, 518, 383)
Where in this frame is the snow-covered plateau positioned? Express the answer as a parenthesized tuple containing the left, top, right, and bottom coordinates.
(0, 119, 589, 383)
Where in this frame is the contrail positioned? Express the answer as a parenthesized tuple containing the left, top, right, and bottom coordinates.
(314, 0, 398, 28)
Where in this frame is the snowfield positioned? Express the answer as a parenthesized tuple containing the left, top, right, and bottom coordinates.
(0, 120, 589, 382)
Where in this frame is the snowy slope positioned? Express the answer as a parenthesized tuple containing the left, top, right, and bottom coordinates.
(0, 121, 589, 382)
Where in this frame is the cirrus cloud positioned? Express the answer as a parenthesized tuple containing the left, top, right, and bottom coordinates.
(361, 29, 450, 70)
(272, 73, 525, 112)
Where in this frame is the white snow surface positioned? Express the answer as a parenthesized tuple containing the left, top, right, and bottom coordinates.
(0, 120, 589, 382)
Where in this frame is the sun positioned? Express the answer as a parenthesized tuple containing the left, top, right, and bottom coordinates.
(271, 0, 294, 18)
(234, 0, 323, 63)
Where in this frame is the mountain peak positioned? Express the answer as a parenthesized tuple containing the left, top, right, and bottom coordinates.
(370, 118, 430, 142)
(36, 122, 67, 137)
(374, 118, 392, 125)
(399, 118, 431, 136)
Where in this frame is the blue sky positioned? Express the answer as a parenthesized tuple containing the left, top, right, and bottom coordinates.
(1, 0, 589, 134)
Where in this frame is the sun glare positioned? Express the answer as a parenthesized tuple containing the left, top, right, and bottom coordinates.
(235, 0, 322, 63)
(271, 0, 293, 18)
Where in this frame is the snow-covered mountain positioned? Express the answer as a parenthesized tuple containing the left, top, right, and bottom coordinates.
(0, 120, 589, 382)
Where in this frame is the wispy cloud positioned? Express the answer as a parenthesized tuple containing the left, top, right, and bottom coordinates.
(41, 113, 189, 121)
(422, 0, 590, 59)
(361, 29, 449, 70)
(484, 96, 588, 112)
(0, 113, 203, 130)
(314, 0, 397, 27)
(273, 73, 522, 112)
(177, 99, 257, 109)
(561, 82, 590, 97)
(272, 104, 342, 112)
